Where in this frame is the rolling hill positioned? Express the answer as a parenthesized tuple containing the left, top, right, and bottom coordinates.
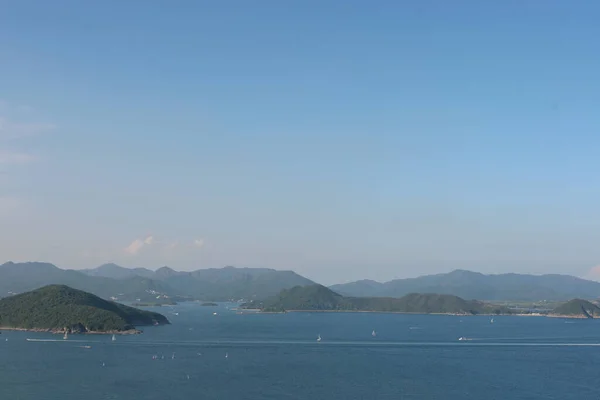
(81, 263, 154, 279)
(247, 284, 510, 315)
(0, 285, 169, 333)
(330, 270, 600, 301)
(549, 299, 600, 318)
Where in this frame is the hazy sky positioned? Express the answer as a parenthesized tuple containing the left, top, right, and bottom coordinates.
(2, 1, 600, 285)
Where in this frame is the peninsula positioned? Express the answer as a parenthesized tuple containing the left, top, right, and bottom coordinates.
(548, 299, 600, 319)
(243, 284, 512, 315)
(0, 285, 170, 334)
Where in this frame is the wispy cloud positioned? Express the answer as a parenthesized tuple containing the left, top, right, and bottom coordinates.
(124, 235, 155, 255)
(193, 238, 204, 248)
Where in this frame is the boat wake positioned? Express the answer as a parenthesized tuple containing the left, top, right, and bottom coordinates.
(92, 339, 600, 348)
(26, 338, 100, 343)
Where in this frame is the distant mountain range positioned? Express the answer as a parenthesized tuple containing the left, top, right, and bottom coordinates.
(330, 269, 600, 301)
(0, 262, 314, 302)
(2, 262, 600, 303)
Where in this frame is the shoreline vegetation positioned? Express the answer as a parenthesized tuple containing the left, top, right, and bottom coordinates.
(240, 309, 550, 317)
(0, 326, 142, 335)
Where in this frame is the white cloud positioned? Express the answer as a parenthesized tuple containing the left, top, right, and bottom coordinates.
(124, 239, 144, 255)
(124, 235, 154, 255)
(194, 238, 204, 248)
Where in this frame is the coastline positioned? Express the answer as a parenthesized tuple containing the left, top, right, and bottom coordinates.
(546, 314, 595, 319)
(0, 326, 142, 335)
(245, 309, 550, 317)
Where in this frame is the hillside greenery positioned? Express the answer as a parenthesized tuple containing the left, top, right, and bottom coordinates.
(550, 299, 600, 318)
(0, 285, 169, 332)
(246, 285, 512, 315)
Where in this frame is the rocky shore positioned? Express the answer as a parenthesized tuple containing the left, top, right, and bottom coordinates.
(0, 326, 142, 335)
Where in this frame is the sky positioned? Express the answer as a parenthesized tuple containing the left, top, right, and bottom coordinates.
(1, 1, 600, 285)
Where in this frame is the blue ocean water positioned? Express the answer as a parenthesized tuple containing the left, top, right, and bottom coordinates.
(1, 303, 600, 399)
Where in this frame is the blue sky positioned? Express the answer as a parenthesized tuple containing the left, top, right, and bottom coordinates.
(1, 1, 600, 284)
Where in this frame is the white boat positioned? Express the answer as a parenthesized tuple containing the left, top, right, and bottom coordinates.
(112, 334, 116, 342)
(317, 334, 322, 342)
(372, 330, 377, 337)
(63, 331, 68, 340)
(225, 352, 228, 359)
(213, 312, 218, 316)
(172, 352, 176, 360)
(490, 318, 494, 324)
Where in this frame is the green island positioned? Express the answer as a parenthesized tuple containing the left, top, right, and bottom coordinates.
(200, 302, 218, 306)
(548, 299, 600, 319)
(0, 285, 170, 334)
(243, 285, 512, 315)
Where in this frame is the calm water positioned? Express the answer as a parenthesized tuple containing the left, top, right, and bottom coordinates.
(2, 303, 600, 399)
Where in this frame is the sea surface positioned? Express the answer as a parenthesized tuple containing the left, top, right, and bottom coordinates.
(2, 303, 600, 399)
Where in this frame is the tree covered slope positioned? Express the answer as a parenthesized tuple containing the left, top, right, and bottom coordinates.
(0, 285, 169, 333)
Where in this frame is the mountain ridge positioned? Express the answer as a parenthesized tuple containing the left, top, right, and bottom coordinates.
(330, 269, 600, 301)
(4, 262, 600, 302)
(0, 261, 315, 302)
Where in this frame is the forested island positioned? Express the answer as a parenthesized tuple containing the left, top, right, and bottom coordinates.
(243, 285, 512, 315)
(0, 285, 169, 334)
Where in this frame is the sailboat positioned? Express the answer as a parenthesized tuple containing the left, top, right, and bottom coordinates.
(490, 318, 494, 324)
(372, 330, 377, 337)
(172, 352, 176, 360)
(317, 334, 322, 342)
(225, 352, 228, 359)
(112, 334, 116, 342)
(63, 331, 68, 340)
